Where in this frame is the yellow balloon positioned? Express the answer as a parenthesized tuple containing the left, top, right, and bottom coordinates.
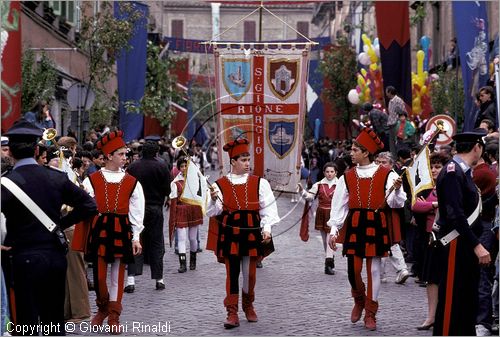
(361, 68, 367, 77)
(368, 49, 378, 63)
(370, 63, 378, 71)
(362, 34, 372, 48)
(416, 50, 425, 75)
(357, 75, 366, 86)
(421, 85, 427, 95)
(417, 75, 425, 87)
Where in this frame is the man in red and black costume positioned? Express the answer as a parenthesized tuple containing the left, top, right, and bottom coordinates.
(81, 131, 145, 335)
(206, 138, 280, 329)
(328, 127, 406, 330)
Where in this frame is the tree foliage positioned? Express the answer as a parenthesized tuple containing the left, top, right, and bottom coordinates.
(319, 37, 358, 135)
(125, 41, 185, 127)
(430, 70, 465, 126)
(21, 49, 58, 112)
(78, 1, 145, 128)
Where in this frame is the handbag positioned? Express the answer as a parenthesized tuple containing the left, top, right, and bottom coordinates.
(1, 177, 69, 253)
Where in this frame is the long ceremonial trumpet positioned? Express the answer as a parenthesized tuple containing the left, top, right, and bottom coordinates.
(171, 135, 215, 192)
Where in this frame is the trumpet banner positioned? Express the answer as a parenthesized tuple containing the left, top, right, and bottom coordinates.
(214, 45, 310, 192)
(180, 159, 208, 214)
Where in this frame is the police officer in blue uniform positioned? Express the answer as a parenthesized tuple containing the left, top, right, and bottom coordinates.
(433, 129, 492, 336)
(1, 118, 97, 335)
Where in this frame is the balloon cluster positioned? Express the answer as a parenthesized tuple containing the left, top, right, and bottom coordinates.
(411, 49, 436, 117)
(420, 36, 431, 71)
(347, 34, 384, 106)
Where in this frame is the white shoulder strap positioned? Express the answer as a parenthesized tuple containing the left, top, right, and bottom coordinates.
(1, 177, 57, 232)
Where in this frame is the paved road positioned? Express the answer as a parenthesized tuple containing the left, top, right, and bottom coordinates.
(70, 180, 432, 336)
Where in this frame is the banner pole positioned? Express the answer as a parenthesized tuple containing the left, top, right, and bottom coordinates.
(259, 1, 263, 42)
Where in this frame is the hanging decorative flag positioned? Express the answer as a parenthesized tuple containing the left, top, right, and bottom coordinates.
(180, 159, 208, 214)
(115, 2, 148, 142)
(214, 45, 310, 192)
(1, 1, 22, 132)
(375, 1, 412, 111)
(405, 145, 434, 206)
(452, 1, 490, 131)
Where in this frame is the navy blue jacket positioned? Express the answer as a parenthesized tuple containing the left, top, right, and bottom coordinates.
(2, 163, 97, 252)
(435, 158, 482, 249)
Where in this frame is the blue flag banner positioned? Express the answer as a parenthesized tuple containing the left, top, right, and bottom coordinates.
(115, 2, 148, 142)
(307, 59, 324, 138)
(452, 1, 489, 131)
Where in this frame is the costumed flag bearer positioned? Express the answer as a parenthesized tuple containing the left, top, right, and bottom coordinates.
(81, 131, 145, 335)
(206, 138, 280, 329)
(328, 127, 406, 331)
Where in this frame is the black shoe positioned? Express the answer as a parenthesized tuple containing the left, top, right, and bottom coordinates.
(197, 247, 203, 253)
(189, 252, 197, 270)
(178, 253, 187, 273)
(174, 249, 179, 255)
(256, 261, 263, 268)
(156, 281, 165, 290)
(416, 323, 434, 330)
(124, 285, 135, 293)
(325, 258, 335, 275)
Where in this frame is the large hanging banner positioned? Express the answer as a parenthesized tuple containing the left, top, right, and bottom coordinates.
(1, 1, 22, 132)
(214, 45, 310, 192)
(452, 1, 490, 131)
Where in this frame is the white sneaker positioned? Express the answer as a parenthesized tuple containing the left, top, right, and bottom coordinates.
(395, 269, 410, 284)
(476, 324, 492, 336)
(380, 277, 388, 283)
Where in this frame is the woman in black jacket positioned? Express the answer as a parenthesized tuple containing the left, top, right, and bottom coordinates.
(474, 86, 497, 128)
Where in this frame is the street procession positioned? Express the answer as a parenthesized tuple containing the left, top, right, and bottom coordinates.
(2, 0, 500, 336)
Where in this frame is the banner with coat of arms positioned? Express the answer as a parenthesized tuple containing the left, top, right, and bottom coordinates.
(214, 45, 310, 192)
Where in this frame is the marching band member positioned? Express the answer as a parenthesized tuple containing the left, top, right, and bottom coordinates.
(82, 131, 144, 335)
(169, 156, 203, 273)
(206, 138, 280, 329)
(57, 136, 92, 323)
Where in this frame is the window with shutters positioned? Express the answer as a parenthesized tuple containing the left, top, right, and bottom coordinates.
(171, 20, 184, 38)
(244, 21, 256, 42)
(49, 1, 79, 25)
(296, 21, 309, 39)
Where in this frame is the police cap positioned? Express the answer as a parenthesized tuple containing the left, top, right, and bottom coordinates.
(1, 137, 8, 146)
(452, 128, 487, 145)
(4, 118, 43, 143)
(144, 135, 161, 142)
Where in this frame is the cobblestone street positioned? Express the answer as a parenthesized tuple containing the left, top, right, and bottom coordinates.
(68, 177, 433, 336)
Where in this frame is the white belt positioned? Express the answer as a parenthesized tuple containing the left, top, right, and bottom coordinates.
(439, 195, 482, 246)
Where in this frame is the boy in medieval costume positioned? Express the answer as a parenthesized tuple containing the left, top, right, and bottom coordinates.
(298, 162, 339, 275)
(328, 127, 406, 330)
(82, 131, 145, 335)
(206, 138, 280, 329)
(169, 156, 203, 272)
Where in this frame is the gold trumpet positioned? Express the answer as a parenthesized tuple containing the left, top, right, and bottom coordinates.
(42, 128, 57, 145)
(171, 135, 215, 192)
(172, 135, 187, 150)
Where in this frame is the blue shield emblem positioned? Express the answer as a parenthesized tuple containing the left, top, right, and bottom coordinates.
(267, 119, 296, 159)
(222, 58, 251, 101)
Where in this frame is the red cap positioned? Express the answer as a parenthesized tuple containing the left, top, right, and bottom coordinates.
(96, 131, 126, 155)
(355, 127, 384, 154)
(223, 138, 250, 158)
